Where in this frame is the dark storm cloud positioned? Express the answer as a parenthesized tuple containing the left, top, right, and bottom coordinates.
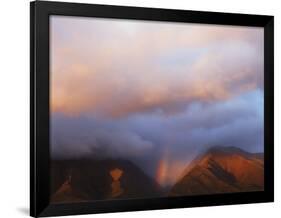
(51, 115, 154, 159)
(51, 90, 264, 180)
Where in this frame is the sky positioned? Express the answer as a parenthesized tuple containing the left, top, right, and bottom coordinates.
(50, 15, 264, 186)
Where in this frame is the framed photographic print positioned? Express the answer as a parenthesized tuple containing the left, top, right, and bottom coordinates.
(30, 1, 274, 217)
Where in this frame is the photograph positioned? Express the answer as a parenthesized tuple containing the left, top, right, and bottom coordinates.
(50, 16, 264, 203)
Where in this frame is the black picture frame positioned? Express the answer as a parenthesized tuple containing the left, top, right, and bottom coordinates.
(30, 1, 274, 217)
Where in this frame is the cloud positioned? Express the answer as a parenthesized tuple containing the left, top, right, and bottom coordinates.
(50, 16, 263, 118)
(51, 90, 264, 184)
(51, 115, 154, 160)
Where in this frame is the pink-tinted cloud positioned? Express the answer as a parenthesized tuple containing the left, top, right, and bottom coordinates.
(50, 16, 263, 118)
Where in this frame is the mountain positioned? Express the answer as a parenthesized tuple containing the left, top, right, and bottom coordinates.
(51, 159, 161, 203)
(169, 146, 264, 196)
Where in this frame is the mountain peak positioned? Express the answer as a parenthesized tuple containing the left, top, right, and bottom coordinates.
(51, 158, 161, 203)
(170, 146, 264, 196)
(205, 146, 249, 156)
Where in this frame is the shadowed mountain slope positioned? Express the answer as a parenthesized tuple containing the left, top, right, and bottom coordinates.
(51, 159, 161, 203)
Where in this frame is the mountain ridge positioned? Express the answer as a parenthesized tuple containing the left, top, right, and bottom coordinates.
(50, 146, 264, 202)
(170, 146, 264, 196)
(51, 158, 162, 203)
